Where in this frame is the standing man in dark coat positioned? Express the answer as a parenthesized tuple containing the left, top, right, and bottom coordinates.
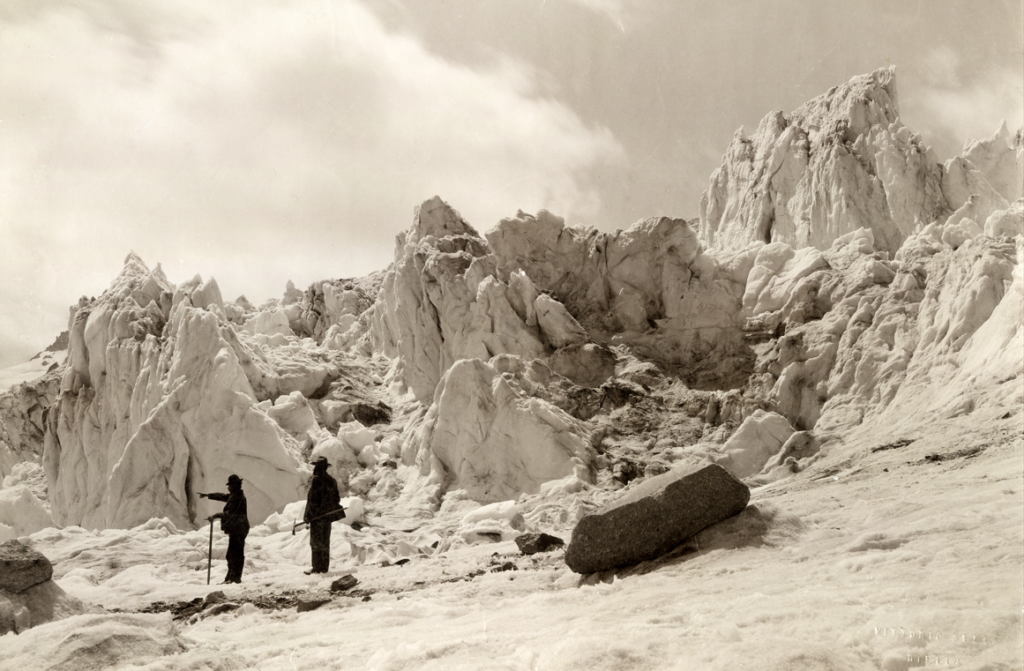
(304, 457, 343, 574)
(200, 474, 250, 584)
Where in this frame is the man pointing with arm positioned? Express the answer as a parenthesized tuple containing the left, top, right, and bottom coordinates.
(199, 474, 250, 584)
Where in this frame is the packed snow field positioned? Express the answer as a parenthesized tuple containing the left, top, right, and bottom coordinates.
(3, 413, 1020, 670)
(1, 68, 1022, 670)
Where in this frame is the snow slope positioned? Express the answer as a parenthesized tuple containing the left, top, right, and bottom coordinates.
(1, 412, 1019, 670)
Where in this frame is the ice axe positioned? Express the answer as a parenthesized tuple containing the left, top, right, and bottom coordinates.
(205, 513, 221, 585)
(291, 507, 346, 535)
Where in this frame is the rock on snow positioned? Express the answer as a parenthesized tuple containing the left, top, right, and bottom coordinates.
(0, 539, 53, 593)
(0, 540, 87, 636)
(565, 463, 750, 574)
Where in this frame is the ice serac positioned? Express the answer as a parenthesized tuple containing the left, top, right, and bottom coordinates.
(488, 211, 709, 329)
(700, 67, 949, 255)
(0, 482, 53, 542)
(565, 463, 750, 574)
(487, 212, 753, 388)
(402, 357, 596, 506)
(368, 196, 550, 402)
(688, 70, 1024, 438)
(744, 224, 1022, 435)
(984, 200, 1024, 239)
(293, 274, 382, 346)
(961, 121, 1024, 204)
(714, 410, 796, 479)
(941, 156, 1010, 236)
(44, 254, 307, 530)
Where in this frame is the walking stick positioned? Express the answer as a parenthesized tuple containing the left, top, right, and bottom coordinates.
(207, 519, 214, 585)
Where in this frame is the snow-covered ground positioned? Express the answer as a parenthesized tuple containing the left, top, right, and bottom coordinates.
(3, 410, 1020, 671)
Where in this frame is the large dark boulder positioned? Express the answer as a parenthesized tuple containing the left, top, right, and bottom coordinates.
(564, 463, 750, 574)
(0, 540, 53, 593)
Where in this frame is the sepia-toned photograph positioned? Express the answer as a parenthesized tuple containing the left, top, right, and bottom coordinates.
(1, 1, 1021, 669)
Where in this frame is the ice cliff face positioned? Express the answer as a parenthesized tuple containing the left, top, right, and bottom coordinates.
(0, 374, 59, 480)
(748, 228, 1021, 435)
(45, 255, 309, 530)
(403, 358, 595, 506)
(1, 67, 1020, 533)
(699, 67, 1021, 255)
(962, 121, 1024, 204)
(487, 211, 755, 389)
(367, 196, 547, 404)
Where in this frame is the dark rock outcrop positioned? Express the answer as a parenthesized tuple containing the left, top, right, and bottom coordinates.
(515, 532, 565, 555)
(296, 597, 331, 613)
(0, 540, 53, 593)
(565, 463, 750, 574)
(351, 402, 392, 427)
(330, 575, 359, 592)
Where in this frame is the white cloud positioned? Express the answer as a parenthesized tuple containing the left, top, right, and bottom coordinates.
(0, 0, 626, 367)
(902, 48, 1023, 159)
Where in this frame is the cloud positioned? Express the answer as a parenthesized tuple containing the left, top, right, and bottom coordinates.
(902, 47, 1024, 159)
(0, 0, 626, 367)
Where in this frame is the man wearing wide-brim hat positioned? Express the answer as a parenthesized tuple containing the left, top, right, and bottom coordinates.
(200, 474, 250, 584)
(304, 457, 344, 574)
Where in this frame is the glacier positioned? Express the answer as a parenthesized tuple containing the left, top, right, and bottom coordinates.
(0, 66, 1021, 669)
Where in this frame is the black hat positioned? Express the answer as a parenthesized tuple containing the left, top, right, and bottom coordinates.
(313, 456, 328, 464)
(227, 474, 243, 486)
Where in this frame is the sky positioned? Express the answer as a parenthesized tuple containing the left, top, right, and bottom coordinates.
(1, 0, 1021, 368)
